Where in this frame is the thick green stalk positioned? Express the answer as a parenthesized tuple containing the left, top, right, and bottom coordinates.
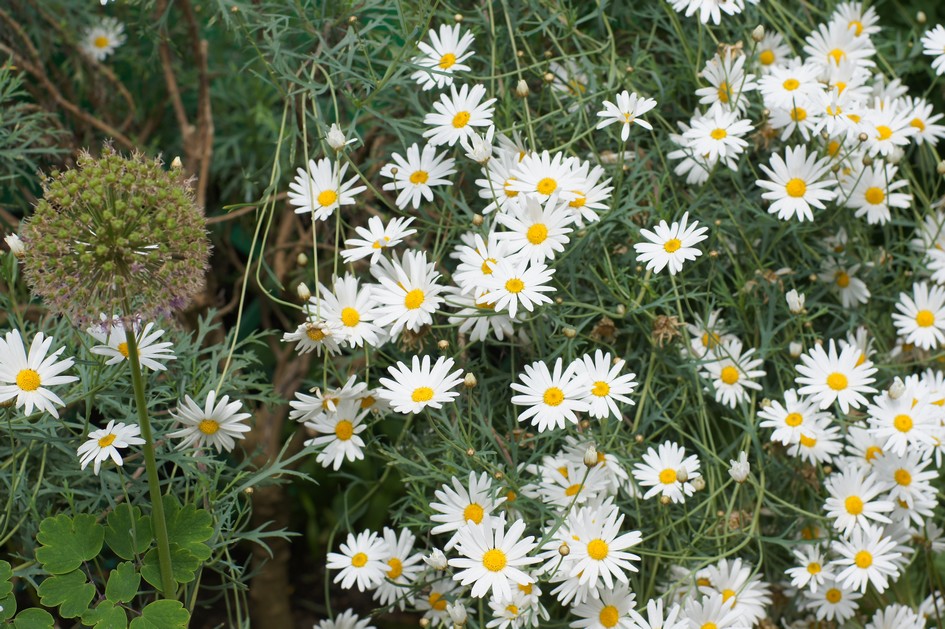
(124, 325, 176, 599)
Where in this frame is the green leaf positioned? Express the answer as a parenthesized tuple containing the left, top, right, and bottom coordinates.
(104, 562, 139, 604)
(105, 505, 152, 561)
(12, 608, 55, 629)
(82, 600, 127, 629)
(162, 495, 213, 561)
(34, 514, 105, 574)
(0, 559, 15, 621)
(36, 570, 94, 618)
(128, 600, 189, 629)
(139, 544, 200, 588)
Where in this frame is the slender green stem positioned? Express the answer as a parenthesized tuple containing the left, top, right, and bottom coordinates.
(124, 325, 175, 599)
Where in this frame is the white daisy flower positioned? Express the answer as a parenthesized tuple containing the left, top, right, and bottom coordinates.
(565, 160, 614, 227)
(865, 604, 925, 629)
(303, 399, 369, 470)
(830, 524, 901, 593)
(326, 530, 388, 592)
(595, 90, 657, 140)
(666, 0, 752, 25)
(281, 318, 343, 356)
(700, 338, 766, 408)
(430, 471, 504, 550)
(380, 143, 456, 210)
(681, 592, 744, 629)
(892, 282, 945, 350)
(901, 96, 945, 147)
(410, 23, 475, 90)
(697, 557, 771, 624)
(573, 350, 636, 420)
(569, 582, 636, 629)
(548, 59, 590, 100)
(510, 358, 588, 432)
(758, 389, 831, 446)
(633, 211, 708, 275)
(786, 544, 834, 593)
(307, 274, 385, 349)
(449, 516, 541, 600)
(755, 144, 837, 222)
(758, 61, 824, 109)
(167, 390, 252, 454)
(377, 355, 464, 415)
(866, 387, 939, 456)
(823, 467, 894, 535)
(921, 24, 945, 76)
(477, 257, 556, 319)
(682, 107, 753, 164)
(567, 504, 641, 589)
(626, 599, 686, 629)
(495, 196, 574, 264)
(874, 450, 938, 511)
(476, 151, 526, 215)
(76, 420, 144, 475)
(632, 440, 701, 504)
(801, 578, 861, 622)
(832, 2, 881, 38)
(769, 100, 824, 142)
(788, 416, 844, 464)
(79, 17, 125, 61)
(315, 609, 376, 629)
(803, 20, 875, 73)
(287, 157, 366, 221)
(423, 83, 497, 147)
(795, 339, 877, 413)
(374, 527, 423, 609)
(452, 232, 512, 295)
(371, 250, 445, 338)
(416, 579, 467, 625)
(507, 150, 580, 204)
(87, 316, 176, 371)
(446, 290, 519, 343)
(755, 31, 792, 72)
(341, 215, 416, 265)
(841, 162, 911, 225)
(695, 52, 756, 114)
(685, 310, 733, 358)
(863, 103, 917, 157)
(0, 329, 78, 418)
(818, 258, 870, 308)
(535, 460, 609, 508)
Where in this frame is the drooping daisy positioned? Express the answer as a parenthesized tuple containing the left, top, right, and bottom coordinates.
(87, 316, 176, 372)
(341, 216, 416, 265)
(0, 329, 78, 418)
(823, 467, 894, 535)
(371, 250, 445, 338)
(818, 258, 870, 308)
(477, 258, 555, 319)
(632, 441, 701, 503)
(326, 530, 389, 592)
(569, 582, 636, 629)
(430, 472, 505, 550)
(76, 420, 144, 475)
(377, 355, 464, 415)
(795, 339, 877, 412)
(303, 399, 369, 470)
(507, 151, 580, 204)
(758, 389, 832, 446)
(700, 338, 766, 408)
(510, 358, 588, 432)
(891, 282, 945, 350)
(281, 318, 343, 356)
(449, 516, 541, 600)
(423, 84, 497, 147)
(685, 309, 734, 359)
(633, 211, 708, 275)
(380, 143, 457, 210)
(79, 17, 126, 62)
(167, 390, 252, 454)
(831, 524, 902, 593)
(567, 504, 642, 589)
(695, 51, 756, 114)
(756, 145, 837, 222)
(374, 527, 423, 609)
(682, 107, 754, 163)
(841, 162, 911, 225)
(287, 157, 366, 221)
(595, 90, 658, 140)
(495, 196, 574, 264)
(410, 23, 476, 90)
(572, 350, 636, 420)
(308, 274, 384, 349)
(921, 25, 945, 76)
(786, 544, 834, 593)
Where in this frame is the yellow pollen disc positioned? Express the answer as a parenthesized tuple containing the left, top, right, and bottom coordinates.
(663, 238, 682, 253)
(916, 310, 935, 327)
(717, 82, 731, 104)
(835, 271, 850, 288)
(597, 451, 607, 464)
(827, 140, 841, 156)
(845, 495, 864, 515)
(659, 468, 677, 484)
(854, 550, 872, 568)
(386, 557, 403, 579)
(351, 552, 368, 567)
(823, 588, 843, 603)
(452, 111, 471, 128)
(849, 20, 863, 36)
(98, 434, 117, 448)
(622, 113, 634, 123)
(720, 366, 740, 385)
(710, 128, 727, 140)
(117, 342, 129, 358)
(702, 331, 720, 349)
(517, 582, 532, 594)
(826, 105, 842, 117)
(504, 178, 519, 197)
(564, 483, 582, 496)
(702, 623, 718, 629)
(438, 52, 456, 69)
(801, 526, 818, 540)
(543, 387, 564, 406)
(359, 395, 376, 410)
(864, 445, 882, 462)
(404, 288, 425, 309)
(791, 107, 808, 122)
(335, 420, 354, 441)
(569, 194, 587, 208)
(476, 301, 496, 311)
(799, 434, 817, 448)
(429, 592, 447, 611)
(911, 118, 926, 132)
(864, 187, 885, 205)
(306, 327, 326, 342)
(481, 258, 497, 274)
(536, 177, 557, 195)
(505, 278, 524, 293)
(893, 414, 913, 433)
(894, 469, 912, 486)
(411, 387, 434, 403)
(876, 125, 893, 141)
(599, 605, 620, 628)
(828, 48, 845, 64)
(785, 178, 807, 198)
(721, 588, 736, 603)
(696, 577, 712, 587)
(807, 562, 822, 574)
(506, 605, 519, 616)
(558, 466, 569, 479)
(898, 498, 909, 508)
(591, 381, 610, 397)
(506, 490, 517, 502)
(341, 307, 360, 327)
(785, 412, 803, 427)
(409, 170, 429, 184)
(827, 372, 848, 391)
(372, 240, 383, 249)
(759, 49, 775, 65)
(94, 35, 110, 49)
(463, 503, 484, 524)
(526, 223, 549, 245)
(198, 419, 220, 435)
(587, 539, 609, 561)
(482, 548, 507, 572)
(15, 369, 40, 392)
(317, 189, 338, 207)
(783, 78, 800, 91)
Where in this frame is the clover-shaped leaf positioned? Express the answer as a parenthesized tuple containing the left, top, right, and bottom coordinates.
(81, 600, 127, 629)
(104, 561, 139, 604)
(105, 505, 152, 561)
(12, 608, 55, 629)
(37, 569, 95, 618)
(35, 514, 104, 575)
(140, 544, 200, 589)
(128, 600, 189, 629)
(162, 495, 213, 561)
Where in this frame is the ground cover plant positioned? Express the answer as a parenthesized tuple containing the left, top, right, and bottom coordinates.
(3, 0, 945, 627)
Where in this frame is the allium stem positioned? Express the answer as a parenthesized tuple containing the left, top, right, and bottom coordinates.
(124, 325, 176, 599)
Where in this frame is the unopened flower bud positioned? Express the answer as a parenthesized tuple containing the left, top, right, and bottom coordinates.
(888, 377, 905, 400)
(563, 327, 577, 338)
(858, 132, 869, 143)
(515, 79, 530, 98)
(464, 373, 477, 388)
(472, 214, 484, 226)
(583, 444, 599, 467)
(447, 602, 467, 626)
(676, 467, 689, 483)
(786, 289, 805, 314)
(543, 72, 555, 84)
(691, 476, 706, 491)
(327, 123, 348, 151)
(4, 234, 24, 259)
(558, 543, 570, 556)
(437, 339, 449, 350)
(170, 156, 183, 169)
(297, 282, 311, 301)
(424, 548, 448, 570)
(789, 341, 803, 358)
(296, 252, 308, 267)
(751, 25, 765, 42)
(453, 13, 463, 22)
(659, 495, 672, 505)
(917, 11, 927, 24)
(938, 160, 945, 176)
(861, 154, 873, 166)
(728, 451, 750, 483)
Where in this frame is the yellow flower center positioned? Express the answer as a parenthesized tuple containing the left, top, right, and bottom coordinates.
(117, 342, 129, 358)
(506, 605, 519, 616)
(720, 366, 740, 385)
(564, 483, 582, 496)
(845, 495, 864, 515)
(587, 539, 609, 561)
(717, 82, 731, 104)
(663, 238, 682, 253)
(591, 381, 610, 397)
(359, 395, 376, 410)
(94, 35, 110, 49)
(854, 550, 872, 568)
(482, 548, 507, 572)
(849, 20, 864, 36)
(404, 288, 425, 309)
(481, 258, 497, 274)
(505, 278, 524, 293)
(702, 331, 720, 349)
(438, 52, 457, 69)
(569, 194, 587, 208)
(785, 412, 803, 427)
(791, 107, 808, 122)
(894, 469, 912, 486)
(526, 223, 548, 245)
(721, 588, 736, 603)
(911, 118, 926, 132)
(893, 414, 913, 433)
(865, 445, 883, 462)
(785, 178, 807, 198)
(702, 623, 718, 629)
(783, 78, 800, 91)
(659, 468, 677, 484)
(827, 372, 848, 391)
(317, 189, 338, 207)
(351, 552, 368, 568)
(409, 170, 429, 184)
(386, 557, 403, 579)
(876, 125, 893, 141)
(98, 434, 117, 448)
(864, 187, 885, 205)
(828, 48, 845, 64)
(916, 310, 935, 327)
(306, 326, 326, 342)
(697, 577, 712, 587)
(759, 49, 775, 65)
(799, 434, 817, 448)
(825, 588, 842, 603)
(429, 591, 447, 611)
(835, 271, 850, 288)
(463, 503, 484, 524)
(599, 606, 620, 628)
(198, 419, 220, 435)
(826, 105, 842, 117)
(504, 178, 519, 197)
(411, 387, 434, 403)
(710, 128, 727, 140)
(335, 419, 354, 441)
(15, 369, 40, 392)
(517, 582, 532, 594)
(543, 387, 564, 406)
(536, 177, 557, 195)
(807, 562, 822, 574)
(340, 307, 360, 327)
(452, 111, 471, 128)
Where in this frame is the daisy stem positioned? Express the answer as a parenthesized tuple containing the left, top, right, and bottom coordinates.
(124, 325, 176, 599)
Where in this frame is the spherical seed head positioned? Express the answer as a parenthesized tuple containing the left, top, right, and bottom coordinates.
(20, 146, 210, 326)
